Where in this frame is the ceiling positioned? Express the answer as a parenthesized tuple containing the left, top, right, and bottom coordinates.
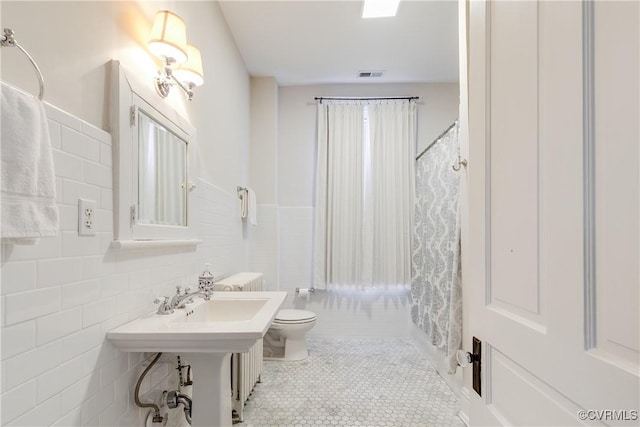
(218, 0, 459, 86)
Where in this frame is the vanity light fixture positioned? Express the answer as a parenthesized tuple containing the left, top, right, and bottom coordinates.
(362, 0, 400, 18)
(173, 44, 205, 90)
(148, 10, 205, 101)
(149, 10, 188, 63)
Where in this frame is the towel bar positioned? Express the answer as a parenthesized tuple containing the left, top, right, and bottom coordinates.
(1, 28, 45, 100)
(237, 186, 247, 199)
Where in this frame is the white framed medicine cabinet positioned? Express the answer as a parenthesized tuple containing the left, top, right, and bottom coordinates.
(109, 60, 198, 248)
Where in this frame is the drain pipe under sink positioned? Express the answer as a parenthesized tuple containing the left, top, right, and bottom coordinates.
(167, 390, 193, 425)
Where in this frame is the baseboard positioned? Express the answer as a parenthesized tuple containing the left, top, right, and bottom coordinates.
(457, 409, 470, 427)
(409, 324, 464, 399)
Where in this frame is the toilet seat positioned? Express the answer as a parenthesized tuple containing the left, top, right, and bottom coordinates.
(272, 318, 316, 325)
(273, 309, 316, 324)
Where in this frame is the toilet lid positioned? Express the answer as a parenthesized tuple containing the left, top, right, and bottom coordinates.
(274, 309, 316, 323)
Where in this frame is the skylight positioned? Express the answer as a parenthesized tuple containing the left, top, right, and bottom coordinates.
(362, 0, 400, 18)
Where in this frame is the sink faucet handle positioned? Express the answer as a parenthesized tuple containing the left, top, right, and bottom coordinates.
(170, 286, 183, 308)
(154, 296, 174, 315)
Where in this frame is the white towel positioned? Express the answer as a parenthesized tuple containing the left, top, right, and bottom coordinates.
(240, 189, 249, 219)
(1, 82, 58, 243)
(247, 187, 257, 226)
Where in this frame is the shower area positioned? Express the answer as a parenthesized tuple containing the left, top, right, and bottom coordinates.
(411, 121, 463, 379)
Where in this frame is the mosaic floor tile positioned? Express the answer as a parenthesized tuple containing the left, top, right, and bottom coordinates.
(240, 338, 464, 427)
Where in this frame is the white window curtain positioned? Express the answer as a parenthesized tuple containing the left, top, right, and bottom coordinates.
(313, 100, 416, 289)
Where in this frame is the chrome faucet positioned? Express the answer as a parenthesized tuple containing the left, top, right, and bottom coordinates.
(170, 286, 199, 309)
(169, 286, 212, 309)
(154, 283, 214, 315)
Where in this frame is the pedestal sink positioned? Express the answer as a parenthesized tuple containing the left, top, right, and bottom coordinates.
(107, 291, 287, 427)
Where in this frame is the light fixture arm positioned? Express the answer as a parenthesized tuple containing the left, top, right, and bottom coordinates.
(156, 57, 195, 101)
(169, 71, 194, 101)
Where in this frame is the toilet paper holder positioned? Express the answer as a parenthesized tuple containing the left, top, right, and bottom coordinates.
(295, 287, 315, 294)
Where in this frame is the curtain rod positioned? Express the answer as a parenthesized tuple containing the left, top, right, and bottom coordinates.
(415, 121, 457, 161)
(315, 96, 419, 103)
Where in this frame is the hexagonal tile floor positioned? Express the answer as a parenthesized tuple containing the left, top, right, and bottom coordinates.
(239, 337, 464, 427)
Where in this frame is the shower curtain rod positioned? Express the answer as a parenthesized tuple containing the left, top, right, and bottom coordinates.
(415, 121, 458, 161)
(315, 96, 419, 103)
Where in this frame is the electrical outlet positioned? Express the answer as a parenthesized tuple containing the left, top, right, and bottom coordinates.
(78, 198, 96, 236)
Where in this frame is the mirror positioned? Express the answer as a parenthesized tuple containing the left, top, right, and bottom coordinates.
(110, 60, 197, 245)
(137, 110, 187, 226)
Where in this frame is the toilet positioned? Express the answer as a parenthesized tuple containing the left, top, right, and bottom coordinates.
(265, 309, 317, 361)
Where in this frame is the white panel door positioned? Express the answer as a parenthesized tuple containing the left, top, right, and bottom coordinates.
(465, 1, 639, 425)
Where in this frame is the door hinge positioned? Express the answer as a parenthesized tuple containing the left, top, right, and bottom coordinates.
(130, 106, 137, 127)
(130, 204, 136, 225)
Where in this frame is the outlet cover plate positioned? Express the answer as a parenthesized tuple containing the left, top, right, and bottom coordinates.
(78, 198, 96, 236)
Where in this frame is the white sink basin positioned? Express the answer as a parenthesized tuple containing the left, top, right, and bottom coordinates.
(107, 290, 287, 427)
(176, 298, 269, 323)
(107, 291, 287, 353)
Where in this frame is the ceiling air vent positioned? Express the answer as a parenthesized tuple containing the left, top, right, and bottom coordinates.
(358, 70, 384, 78)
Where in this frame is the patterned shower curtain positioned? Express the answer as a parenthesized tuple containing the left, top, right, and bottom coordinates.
(411, 122, 463, 373)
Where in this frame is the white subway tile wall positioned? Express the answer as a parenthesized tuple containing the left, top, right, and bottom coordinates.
(247, 205, 279, 290)
(278, 207, 314, 292)
(0, 103, 247, 426)
(1, 381, 36, 425)
(1, 321, 36, 359)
